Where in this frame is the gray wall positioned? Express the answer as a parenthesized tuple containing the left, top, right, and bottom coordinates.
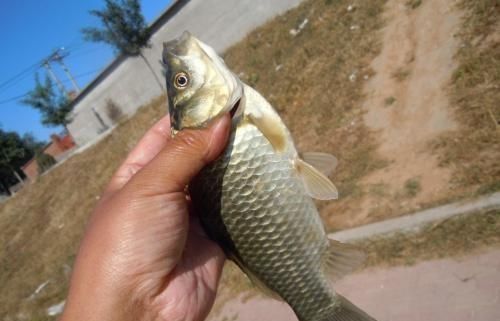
(67, 0, 303, 145)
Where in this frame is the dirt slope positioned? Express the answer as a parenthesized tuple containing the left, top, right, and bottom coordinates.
(333, 0, 464, 227)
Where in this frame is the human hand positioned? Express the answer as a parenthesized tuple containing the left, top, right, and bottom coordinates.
(60, 114, 231, 321)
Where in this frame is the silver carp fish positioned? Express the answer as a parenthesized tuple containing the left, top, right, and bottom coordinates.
(162, 31, 377, 321)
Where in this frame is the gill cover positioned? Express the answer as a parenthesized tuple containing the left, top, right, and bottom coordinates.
(162, 31, 243, 130)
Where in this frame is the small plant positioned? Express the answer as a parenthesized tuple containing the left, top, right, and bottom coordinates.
(476, 181, 500, 196)
(248, 73, 260, 86)
(392, 68, 411, 81)
(384, 96, 396, 106)
(35, 152, 56, 175)
(105, 99, 124, 124)
(369, 183, 389, 197)
(404, 177, 421, 197)
(406, 0, 422, 9)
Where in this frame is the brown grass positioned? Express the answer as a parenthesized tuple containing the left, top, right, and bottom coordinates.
(406, 0, 423, 10)
(224, 0, 388, 231)
(391, 67, 411, 81)
(0, 0, 388, 319)
(431, 0, 500, 195)
(359, 209, 500, 267)
(0, 97, 166, 320)
(3, 0, 498, 319)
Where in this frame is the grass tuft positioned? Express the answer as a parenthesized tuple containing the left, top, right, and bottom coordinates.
(359, 209, 500, 267)
(391, 67, 411, 81)
(384, 96, 396, 106)
(404, 177, 422, 198)
(406, 0, 423, 9)
(430, 0, 500, 194)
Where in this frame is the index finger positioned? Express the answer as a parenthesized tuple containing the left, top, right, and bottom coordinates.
(103, 115, 171, 197)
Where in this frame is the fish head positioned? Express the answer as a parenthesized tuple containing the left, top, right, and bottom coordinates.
(162, 31, 242, 131)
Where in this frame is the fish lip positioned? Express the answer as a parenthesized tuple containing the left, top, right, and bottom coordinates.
(229, 99, 241, 119)
(163, 31, 193, 57)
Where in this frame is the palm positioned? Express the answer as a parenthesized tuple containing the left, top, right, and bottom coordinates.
(153, 226, 225, 321)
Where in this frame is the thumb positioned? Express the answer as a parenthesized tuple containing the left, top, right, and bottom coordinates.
(126, 114, 231, 196)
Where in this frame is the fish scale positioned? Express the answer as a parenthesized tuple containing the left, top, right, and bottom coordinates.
(191, 120, 335, 321)
(164, 31, 377, 321)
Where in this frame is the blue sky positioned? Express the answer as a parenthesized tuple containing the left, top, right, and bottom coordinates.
(0, 0, 170, 141)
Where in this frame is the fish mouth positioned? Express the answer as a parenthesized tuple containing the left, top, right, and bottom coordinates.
(169, 99, 240, 137)
(229, 99, 241, 119)
(163, 31, 193, 57)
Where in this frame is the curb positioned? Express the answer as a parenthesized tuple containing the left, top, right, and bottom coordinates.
(329, 192, 500, 242)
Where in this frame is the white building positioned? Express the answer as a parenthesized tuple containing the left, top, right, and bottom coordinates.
(67, 0, 302, 145)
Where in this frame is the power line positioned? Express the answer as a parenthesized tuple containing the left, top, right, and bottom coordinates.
(0, 43, 109, 95)
(0, 61, 42, 93)
(0, 67, 103, 106)
(0, 93, 30, 105)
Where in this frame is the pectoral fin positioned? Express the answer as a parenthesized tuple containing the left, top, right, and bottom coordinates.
(301, 152, 338, 176)
(295, 158, 339, 200)
(247, 112, 287, 153)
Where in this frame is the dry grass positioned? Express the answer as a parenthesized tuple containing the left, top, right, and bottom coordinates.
(384, 96, 396, 106)
(431, 0, 500, 195)
(0, 97, 166, 320)
(406, 0, 423, 10)
(224, 0, 388, 230)
(391, 67, 411, 81)
(403, 177, 422, 198)
(359, 209, 500, 267)
(3, 0, 498, 319)
(0, 0, 388, 319)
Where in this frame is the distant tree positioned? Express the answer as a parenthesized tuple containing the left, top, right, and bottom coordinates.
(0, 129, 41, 194)
(21, 74, 73, 129)
(22, 133, 46, 152)
(82, 0, 164, 90)
(35, 152, 56, 174)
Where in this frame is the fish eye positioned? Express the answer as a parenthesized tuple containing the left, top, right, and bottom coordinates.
(174, 72, 189, 89)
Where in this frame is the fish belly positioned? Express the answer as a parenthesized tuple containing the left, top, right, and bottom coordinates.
(191, 120, 335, 321)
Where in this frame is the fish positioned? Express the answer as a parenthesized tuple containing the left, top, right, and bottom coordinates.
(162, 31, 377, 321)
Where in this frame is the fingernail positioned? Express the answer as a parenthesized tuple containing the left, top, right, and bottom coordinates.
(207, 114, 231, 159)
(213, 114, 230, 132)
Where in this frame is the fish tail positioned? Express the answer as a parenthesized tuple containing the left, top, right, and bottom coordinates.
(321, 294, 378, 321)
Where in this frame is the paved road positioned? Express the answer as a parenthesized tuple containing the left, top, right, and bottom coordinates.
(210, 249, 500, 321)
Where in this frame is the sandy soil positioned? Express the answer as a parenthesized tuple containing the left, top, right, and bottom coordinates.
(333, 0, 463, 227)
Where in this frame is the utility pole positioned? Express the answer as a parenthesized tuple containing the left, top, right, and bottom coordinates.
(41, 48, 81, 97)
(42, 60, 67, 96)
(52, 48, 80, 93)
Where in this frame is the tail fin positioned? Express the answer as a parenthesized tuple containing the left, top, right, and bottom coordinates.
(324, 295, 377, 321)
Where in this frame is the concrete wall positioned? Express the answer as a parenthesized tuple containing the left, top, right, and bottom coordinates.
(67, 0, 303, 145)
